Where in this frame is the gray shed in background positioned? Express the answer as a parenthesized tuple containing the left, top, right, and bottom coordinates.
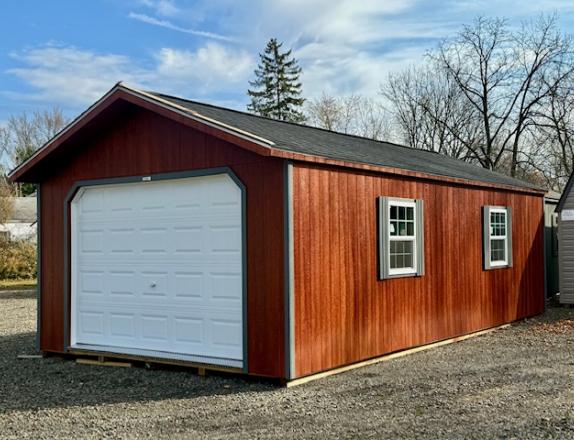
(556, 178, 574, 304)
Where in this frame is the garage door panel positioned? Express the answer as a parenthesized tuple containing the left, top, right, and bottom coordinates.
(71, 174, 244, 366)
(77, 306, 241, 356)
(109, 313, 136, 338)
(79, 266, 242, 300)
(174, 272, 203, 298)
(79, 270, 105, 295)
(79, 311, 105, 336)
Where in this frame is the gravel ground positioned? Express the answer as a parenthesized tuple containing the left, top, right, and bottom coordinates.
(1, 290, 573, 439)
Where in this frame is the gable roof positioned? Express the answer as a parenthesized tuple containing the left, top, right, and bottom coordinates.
(151, 91, 540, 192)
(556, 173, 574, 212)
(9, 83, 543, 194)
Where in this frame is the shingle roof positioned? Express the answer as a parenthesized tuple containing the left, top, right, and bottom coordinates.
(149, 92, 540, 191)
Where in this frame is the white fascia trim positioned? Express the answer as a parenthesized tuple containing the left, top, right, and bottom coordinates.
(8, 84, 121, 180)
(120, 83, 275, 147)
(8, 82, 275, 180)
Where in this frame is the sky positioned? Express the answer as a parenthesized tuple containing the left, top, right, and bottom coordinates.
(2, 0, 574, 124)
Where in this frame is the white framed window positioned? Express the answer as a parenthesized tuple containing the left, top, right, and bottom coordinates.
(378, 197, 424, 279)
(388, 200, 417, 275)
(483, 206, 513, 270)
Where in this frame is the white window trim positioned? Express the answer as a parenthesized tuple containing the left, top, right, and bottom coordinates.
(489, 207, 508, 267)
(388, 200, 417, 276)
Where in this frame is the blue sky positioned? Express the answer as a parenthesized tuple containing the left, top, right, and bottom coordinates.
(2, 0, 574, 123)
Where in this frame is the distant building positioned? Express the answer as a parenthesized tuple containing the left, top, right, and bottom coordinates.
(545, 191, 560, 298)
(0, 195, 37, 242)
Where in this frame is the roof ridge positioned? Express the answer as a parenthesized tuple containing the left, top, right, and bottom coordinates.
(148, 91, 437, 155)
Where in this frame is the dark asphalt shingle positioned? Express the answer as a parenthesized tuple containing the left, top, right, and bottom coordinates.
(152, 92, 539, 190)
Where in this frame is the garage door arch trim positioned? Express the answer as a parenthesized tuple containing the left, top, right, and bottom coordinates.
(62, 167, 248, 372)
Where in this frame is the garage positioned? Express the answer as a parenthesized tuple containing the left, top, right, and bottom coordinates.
(69, 172, 245, 368)
(9, 83, 544, 382)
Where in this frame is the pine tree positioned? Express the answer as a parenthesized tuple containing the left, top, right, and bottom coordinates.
(247, 38, 305, 122)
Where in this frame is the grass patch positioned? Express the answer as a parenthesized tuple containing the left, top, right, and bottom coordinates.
(0, 279, 37, 291)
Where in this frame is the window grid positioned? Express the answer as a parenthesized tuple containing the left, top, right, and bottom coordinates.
(489, 209, 507, 266)
(388, 201, 416, 275)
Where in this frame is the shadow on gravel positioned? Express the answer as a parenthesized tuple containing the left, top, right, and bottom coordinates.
(0, 331, 275, 413)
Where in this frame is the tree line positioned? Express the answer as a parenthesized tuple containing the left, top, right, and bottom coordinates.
(247, 15, 574, 191)
(2, 15, 573, 194)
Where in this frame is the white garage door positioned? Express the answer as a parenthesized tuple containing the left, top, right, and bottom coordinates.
(70, 173, 244, 368)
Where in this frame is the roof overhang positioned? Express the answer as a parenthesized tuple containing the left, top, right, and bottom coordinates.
(556, 175, 573, 212)
(9, 83, 276, 183)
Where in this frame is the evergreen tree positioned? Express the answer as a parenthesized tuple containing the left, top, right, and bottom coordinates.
(247, 38, 305, 122)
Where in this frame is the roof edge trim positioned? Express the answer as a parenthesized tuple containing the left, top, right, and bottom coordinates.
(120, 84, 275, 147)
(267, 148, 546, 196)
(8, 83, 275, 181)
(556, 173, 574, 212)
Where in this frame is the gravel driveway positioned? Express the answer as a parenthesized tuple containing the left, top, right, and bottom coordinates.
(1, 290, 573, 439)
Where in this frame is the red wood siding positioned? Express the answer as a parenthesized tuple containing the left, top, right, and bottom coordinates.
(38, 105, 285, 378)
(292, 162, 544, 378)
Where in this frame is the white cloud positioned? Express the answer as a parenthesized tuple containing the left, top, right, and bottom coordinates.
(7, 0, 574, 118)
(6, 46, 147, 106)
(5, 43, 254, 108)
(128, 12, 237, 42)
(138, 0, 180, 17)
(154, 45, 252, 91)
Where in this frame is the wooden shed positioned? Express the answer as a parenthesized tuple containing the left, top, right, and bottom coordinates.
(10, 83, 546, 381)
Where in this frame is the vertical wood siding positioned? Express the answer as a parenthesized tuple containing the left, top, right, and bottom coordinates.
(558, 190, 574, 304)
(293, 162, 544, 378)
(38, 106, 285, 378)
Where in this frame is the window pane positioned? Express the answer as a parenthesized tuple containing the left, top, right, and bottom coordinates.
(390, 205, 397, 220)
(399, 206, 406, 220)
(398, 222, 407, 236)
(404, 253, 413, 268)
(389, 240, 414, 269)
(407, 222, 414, 236)
(490, 239, 506, 262)
(390, 221, 398, 236)
(406, 207, 414, 220)
(396, 254, 404, 268)
(490, 211, 507, 238)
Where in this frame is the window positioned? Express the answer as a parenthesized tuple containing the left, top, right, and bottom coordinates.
(483, 206, 512, 270)
(378, 197, 424, 279)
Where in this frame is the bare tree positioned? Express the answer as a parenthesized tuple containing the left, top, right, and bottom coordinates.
(306, 93, 348, 132)
(5, 108, 67, 168)
(430, 15, 574, 176)
(306, 93, 391, 141)
(0, 175, 14, 232)
(529, 80, 574, 189)
(382, 65, 481, 160)
(0, 177, 13, 254)
(0, 107, 67, 195)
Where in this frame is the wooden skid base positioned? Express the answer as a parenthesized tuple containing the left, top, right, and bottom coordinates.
(284, 323, 510, 387)
(77, 358, 132, 368)
(68, 349, 243, 377)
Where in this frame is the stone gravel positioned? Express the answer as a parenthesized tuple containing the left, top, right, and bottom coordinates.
(1, 289, 573, 439)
